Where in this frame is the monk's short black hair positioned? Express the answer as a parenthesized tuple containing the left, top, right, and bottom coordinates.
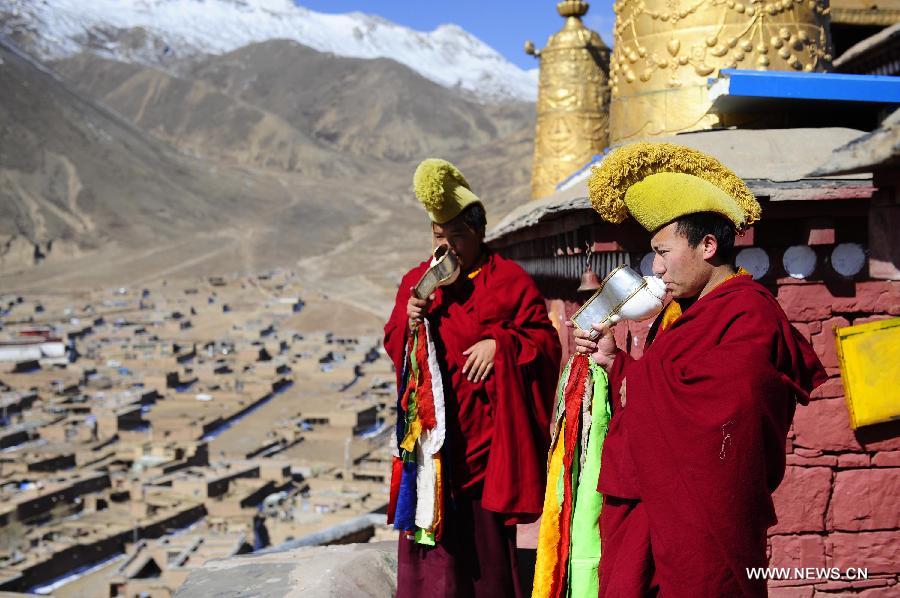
(460, 203, 487, 237)
(673, 212, 736, 264)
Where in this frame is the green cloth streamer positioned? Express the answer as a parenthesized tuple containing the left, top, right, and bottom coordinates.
(414, 528, 436, 546)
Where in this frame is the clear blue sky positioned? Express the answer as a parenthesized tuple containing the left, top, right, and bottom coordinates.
(296, 1, 616, 70)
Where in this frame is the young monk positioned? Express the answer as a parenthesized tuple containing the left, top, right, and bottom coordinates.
(573, 142, 827, 597)
(385, 159, 561, 597)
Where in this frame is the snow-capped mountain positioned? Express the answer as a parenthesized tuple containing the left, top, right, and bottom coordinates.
(1, 0, 537, 102)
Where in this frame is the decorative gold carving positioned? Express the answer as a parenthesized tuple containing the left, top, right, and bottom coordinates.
(527, 1, 611, 200)
(609, 0, 833, 143)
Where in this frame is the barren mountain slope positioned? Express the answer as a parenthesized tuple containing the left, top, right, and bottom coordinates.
(51, 51, 362, 177)
(53, 40, 534, 166)
(2, 36, 535, 314)
(0, 38, 420, 296)
(0, 39, 264, 268)
(454, 125, 534, 220)
(184, 40, 533, 162)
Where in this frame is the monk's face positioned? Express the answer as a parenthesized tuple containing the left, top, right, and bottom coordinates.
(432, 217, 484, 272)
(650, 222, 718, 299)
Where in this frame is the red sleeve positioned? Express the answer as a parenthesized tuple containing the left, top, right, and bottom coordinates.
(606, 349, 634, 414)
(480, 267, 563, 524)
(596, 349, 641, 498)
(481, 273, 560, 368)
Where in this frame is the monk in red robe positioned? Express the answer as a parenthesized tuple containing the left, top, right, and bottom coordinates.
(386, 159, 561, 597)
(573, 143, 827, 597)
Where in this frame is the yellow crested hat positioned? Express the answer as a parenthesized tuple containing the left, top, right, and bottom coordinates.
(413, 158, 482, 224)
(587, 142, 761, 232)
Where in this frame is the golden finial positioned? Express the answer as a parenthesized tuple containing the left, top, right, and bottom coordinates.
(557, 1, 589, 19)
(528, 1, 610, 200)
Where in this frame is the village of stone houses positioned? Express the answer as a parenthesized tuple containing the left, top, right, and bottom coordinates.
(0, 271, 396, 595)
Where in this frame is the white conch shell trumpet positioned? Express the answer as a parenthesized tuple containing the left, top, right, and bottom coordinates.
(413, 245, 461, 300)
(571, 265, 666, 339)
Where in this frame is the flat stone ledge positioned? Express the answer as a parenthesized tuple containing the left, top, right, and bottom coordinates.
(175, 541, 396, 598)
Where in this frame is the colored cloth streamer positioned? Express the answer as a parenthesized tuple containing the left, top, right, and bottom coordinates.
(532, 354, 611, 598)
(388, 319, 446, 543)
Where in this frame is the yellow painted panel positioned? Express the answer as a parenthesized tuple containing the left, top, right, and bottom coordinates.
(835, 317, 900, 429)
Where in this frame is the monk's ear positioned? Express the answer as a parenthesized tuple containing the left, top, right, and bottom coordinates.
(700, 233, 719, 261)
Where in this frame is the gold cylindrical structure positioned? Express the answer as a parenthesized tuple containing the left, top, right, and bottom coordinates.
(609, 0, 833, 143)
(529, 1, 611, 200)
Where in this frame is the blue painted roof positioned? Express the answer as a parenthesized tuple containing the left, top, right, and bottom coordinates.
(710, 69, 900, 104)
(548, 70, 897, 194)
(554, 152, 607, 192)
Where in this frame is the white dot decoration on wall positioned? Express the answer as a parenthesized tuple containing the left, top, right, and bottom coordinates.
(831, 243, 866, 277)
(640, 252, 656, 277)
(735, 248, 770, 280)
(782, 245, 817, 279)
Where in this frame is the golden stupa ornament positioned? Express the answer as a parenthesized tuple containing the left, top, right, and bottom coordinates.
(609, 0, 834, 143)
(527, 1, 611, 200)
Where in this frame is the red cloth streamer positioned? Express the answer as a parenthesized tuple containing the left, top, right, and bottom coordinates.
(387, 456, 404, 525)
(414, 324, 437, 431)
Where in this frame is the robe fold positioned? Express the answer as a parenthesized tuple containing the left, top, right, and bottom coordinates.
(598, 274, 827, 597)
(385, 249, 561, 596)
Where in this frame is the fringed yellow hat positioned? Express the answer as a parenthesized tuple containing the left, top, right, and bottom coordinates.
(587, 142, 761, 232)
(413, 158, 482, 224)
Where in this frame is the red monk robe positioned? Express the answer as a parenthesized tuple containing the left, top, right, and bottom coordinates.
(597, 273, 826, 597)
(385, 249, 561, 597)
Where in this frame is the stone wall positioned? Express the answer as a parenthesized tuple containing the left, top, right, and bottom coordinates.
(546, 277, 900, 595)
(176, 541, 396, 598)
(770, 279, 900, 596)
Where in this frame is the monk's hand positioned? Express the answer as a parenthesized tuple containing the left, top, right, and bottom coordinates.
(462, 339, 496, 383)
(407, 287, 434, 324)
(566, 320, 618, 371)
